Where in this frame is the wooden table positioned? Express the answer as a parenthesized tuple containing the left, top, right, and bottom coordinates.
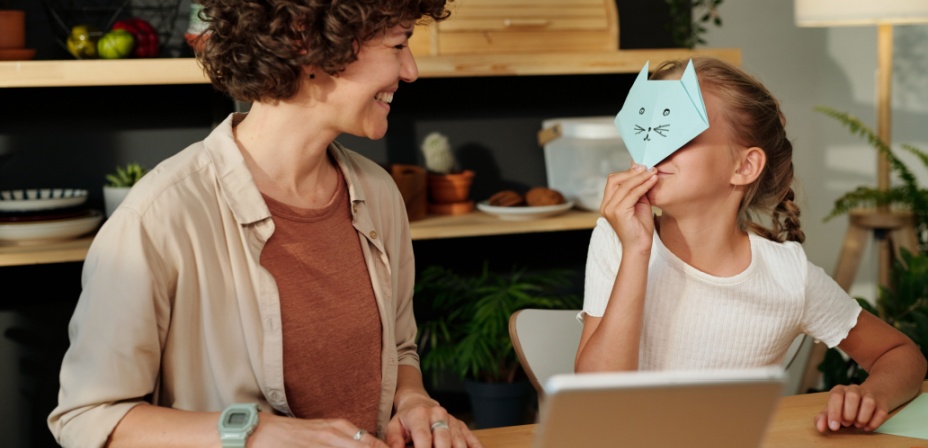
(472, 382, 928, 447)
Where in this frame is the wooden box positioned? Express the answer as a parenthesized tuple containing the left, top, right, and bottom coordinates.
(410, 0, 619, 56)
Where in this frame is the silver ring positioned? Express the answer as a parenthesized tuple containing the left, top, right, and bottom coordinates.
(430, 420, 450, 431)
(353, 429, 366, 441)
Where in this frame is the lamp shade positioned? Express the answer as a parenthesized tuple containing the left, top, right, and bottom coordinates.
(795, 0, 928, 26)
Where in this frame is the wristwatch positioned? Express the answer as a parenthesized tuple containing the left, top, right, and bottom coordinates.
(218, 403, 260, 448)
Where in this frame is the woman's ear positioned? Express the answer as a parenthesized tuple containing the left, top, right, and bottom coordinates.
(731, 147, 766, 186)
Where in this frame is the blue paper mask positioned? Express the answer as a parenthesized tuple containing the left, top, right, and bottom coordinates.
(614, 60, 709, 168)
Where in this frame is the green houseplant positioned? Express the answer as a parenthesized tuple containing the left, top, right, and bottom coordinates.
(816, 106, 928, 251)
(815, 107, 928, 388)
(665, 0, 724, 49)
(103, 162, 148, 217)
(414, 263, 581, 427)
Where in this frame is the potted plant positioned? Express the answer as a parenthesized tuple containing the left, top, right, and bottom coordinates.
(420, 131, 475, 215)
(664, 0, 724, 49)
(815, 106, 928, 388)
(816, 107, 928, 251)
(415, 263, 582, 428)
(103, 162, 148, 217)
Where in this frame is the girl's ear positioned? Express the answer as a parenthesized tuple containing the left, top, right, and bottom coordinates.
(731, 147, 766, 186)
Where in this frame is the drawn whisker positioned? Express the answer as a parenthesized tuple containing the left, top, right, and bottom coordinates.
(634, 125, 646, 134)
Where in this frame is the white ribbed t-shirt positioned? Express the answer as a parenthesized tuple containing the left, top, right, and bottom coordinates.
(582, 217, 861, 370)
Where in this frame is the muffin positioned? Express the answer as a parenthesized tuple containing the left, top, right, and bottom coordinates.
(525, 187, 565, 206)
(488, 190, 525, 207)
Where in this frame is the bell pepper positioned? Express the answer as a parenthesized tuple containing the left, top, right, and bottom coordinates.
(112, 18, 160, 58)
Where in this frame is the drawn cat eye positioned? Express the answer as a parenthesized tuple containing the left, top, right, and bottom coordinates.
(639, 107, 645, 115)
(663, 108, 670, 116)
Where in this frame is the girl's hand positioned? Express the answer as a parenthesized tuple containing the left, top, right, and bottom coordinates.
(385, 396, 483, 448)
(600, 163, 658, 255)
(250, 414, 388, 447)
(814, 384, 889, 433)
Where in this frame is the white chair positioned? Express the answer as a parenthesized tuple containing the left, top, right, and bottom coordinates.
(509, 309, 583, 397)
(510, 308, 813, 398)
(781, 334, 813, 396)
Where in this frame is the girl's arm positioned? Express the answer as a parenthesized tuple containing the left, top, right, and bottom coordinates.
(575, 165, 658, 372)
(815, 310, 927, 433)
(575, 249, 651, 372)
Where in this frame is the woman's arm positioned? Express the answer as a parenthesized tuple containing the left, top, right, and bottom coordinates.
(110, 405, 385, 447)
(385, 366, 482, 448)
(815, 310, 927, 433)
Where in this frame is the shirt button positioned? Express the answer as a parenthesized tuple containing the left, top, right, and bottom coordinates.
(369, 230, 377, 239)
(269, 390, 283, 402)
(352, 203, 359, 214)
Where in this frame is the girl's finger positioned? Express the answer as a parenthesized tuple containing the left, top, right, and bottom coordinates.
(601, 169, 656, 216)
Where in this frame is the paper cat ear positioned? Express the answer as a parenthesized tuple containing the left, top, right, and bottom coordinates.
(636, 61, 650, 83)
(681, 59, 708, 123)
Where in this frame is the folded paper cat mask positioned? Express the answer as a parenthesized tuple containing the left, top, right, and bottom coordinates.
(614, 60, 709, 168)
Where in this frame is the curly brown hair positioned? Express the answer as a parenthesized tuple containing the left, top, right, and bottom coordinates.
(197, 0, 451, 103)
(652, 57, 805, 244)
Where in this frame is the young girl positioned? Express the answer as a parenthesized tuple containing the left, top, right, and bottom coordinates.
(575, 57, 926, 434)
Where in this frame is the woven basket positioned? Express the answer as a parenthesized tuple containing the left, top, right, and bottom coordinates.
(42, 0, 182, 55)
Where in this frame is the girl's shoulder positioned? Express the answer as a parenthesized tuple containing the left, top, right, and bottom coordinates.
(750, 233, 809, 269)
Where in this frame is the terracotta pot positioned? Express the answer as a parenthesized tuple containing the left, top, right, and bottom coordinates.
(0, 10, 26, 49)
(427, 170, 475, 204)
(390, 164, 427, 221)
(427, 201, 474, 216)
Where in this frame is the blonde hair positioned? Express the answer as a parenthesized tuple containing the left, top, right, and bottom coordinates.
(651, 57, 804, 243)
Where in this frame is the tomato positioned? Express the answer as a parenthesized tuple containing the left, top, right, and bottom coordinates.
(112, 18, 160, 58)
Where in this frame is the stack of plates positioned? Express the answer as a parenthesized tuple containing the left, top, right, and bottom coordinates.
(0, 189, 102, 245)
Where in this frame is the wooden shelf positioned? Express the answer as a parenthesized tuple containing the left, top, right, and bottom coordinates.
(0, 48, 740, 88)
(0, 236, 95, 267)
(0, 210, 599, 266)
(410, 209, 599, 240)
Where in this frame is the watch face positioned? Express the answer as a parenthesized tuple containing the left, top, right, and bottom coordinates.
(226, 412, 248, 427)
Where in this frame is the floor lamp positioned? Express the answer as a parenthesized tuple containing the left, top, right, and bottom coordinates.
(794, 0, 928, 392)
(795, 1, 928, 291)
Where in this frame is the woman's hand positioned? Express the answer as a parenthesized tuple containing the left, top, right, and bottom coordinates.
(385, 395, 483, 448)
(251, 414, 388, 447)
(814, 384, 889, 433)
(600, 163, 658, 255)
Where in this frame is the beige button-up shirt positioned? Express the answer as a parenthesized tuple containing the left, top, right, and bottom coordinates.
(48, 114, 420, 447)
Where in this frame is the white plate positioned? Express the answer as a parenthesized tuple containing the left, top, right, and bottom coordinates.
(0, 210, 102, 245)
(0, 188, 89, 212)
(477, 200, 574, 221)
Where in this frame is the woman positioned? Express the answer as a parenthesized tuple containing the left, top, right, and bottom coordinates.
(48, 1, 481, 447)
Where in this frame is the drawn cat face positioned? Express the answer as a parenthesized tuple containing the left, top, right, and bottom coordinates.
(614, 60, 709, 168)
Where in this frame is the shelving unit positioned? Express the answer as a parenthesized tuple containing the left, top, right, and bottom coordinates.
(0, 48, 741, 87)
(0, 210, 601, 266)
(0, 48, 739, 266)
